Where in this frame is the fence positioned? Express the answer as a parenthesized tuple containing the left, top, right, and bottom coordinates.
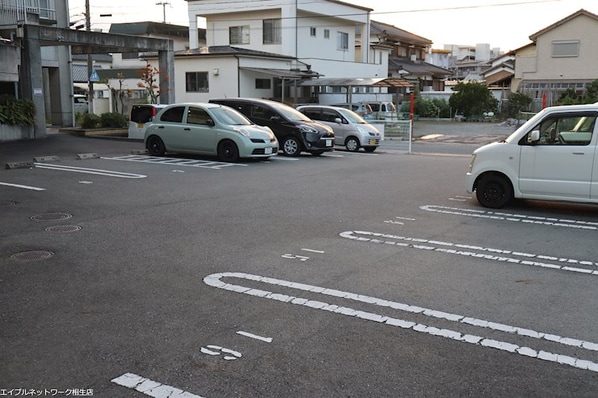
(371, 118, 413, 153)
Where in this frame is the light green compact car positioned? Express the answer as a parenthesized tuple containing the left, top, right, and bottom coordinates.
(144, 103, 279, 162)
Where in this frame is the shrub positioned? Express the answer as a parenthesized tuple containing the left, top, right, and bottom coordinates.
(0, 95, 35, 126)
(449, 82, 498, 118)
(81, 113, 101, 129)
(100, 112, 127, 128)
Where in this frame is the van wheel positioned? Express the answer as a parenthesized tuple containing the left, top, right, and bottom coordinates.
(217, 140, 239, 162)
(146, 136, 165, 156)
(345, 137, 360, 152)
(282, 136, 301, 156)
(476, 174, 513, 208)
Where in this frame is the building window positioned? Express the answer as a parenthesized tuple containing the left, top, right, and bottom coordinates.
(337, 31, 348, 50)
(552, 40, 579, 58)
(185, 72, 209, 93)
(263, 19, 281, 44)
(324, 29, 330, 39)
(255, 79, 271, 89)
(310, 27, 317, 37)
(229, 25, 250, 45)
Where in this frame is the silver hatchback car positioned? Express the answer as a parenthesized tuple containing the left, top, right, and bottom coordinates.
(297, 105, 381, 152)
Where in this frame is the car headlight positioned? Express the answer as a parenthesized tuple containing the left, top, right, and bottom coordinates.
(233, 127, 250, 137)
(299, 125, 318, 134)
(467, 154, 477, 173)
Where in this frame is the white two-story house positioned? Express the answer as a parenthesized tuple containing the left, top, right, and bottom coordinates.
(173, 0, 390, 104)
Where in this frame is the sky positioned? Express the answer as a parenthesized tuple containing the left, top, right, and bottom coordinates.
(69, 0, 598, 51)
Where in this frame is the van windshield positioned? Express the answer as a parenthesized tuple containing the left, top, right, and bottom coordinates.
(337, 108, 367, 124)
(273, 104, 312, 122)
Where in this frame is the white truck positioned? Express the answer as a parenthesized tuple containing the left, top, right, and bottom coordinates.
(466, 103, 598, 208)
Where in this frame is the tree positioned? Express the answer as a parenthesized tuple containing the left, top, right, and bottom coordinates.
(137, 63, 164, 104)
(448, 82, 498, 118)
(504, 91, 533, 118)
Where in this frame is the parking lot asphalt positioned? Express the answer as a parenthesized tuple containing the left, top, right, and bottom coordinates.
(0, 120, 516, 166)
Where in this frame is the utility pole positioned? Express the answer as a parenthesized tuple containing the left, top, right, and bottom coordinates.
(156, 2, 170, 24)
(85, 0, 94, 114)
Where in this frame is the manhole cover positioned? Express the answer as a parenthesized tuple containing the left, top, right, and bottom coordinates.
(11, 250, 54, 262)
(31, 212, 72, 222)
(45, 225, 82, 233)
(0, 200, 17, 207)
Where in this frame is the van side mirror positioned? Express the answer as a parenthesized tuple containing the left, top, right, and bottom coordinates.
(530, 130, 540, 142)
(206, 119, 215, 127)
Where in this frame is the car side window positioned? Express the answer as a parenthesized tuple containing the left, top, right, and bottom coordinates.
(186, 107, 212, 125)
(251, 105, 276, 120)
(322, 109, 341, 123)
(302, 109, 321, 120)
(522, 114, 596, 146)
(160, 107, 185, 123)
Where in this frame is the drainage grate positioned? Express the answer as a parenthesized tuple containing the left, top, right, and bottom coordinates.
(45, 225, 82, 233)
(31, 212, 73, 222)
(0, 200, 17, 207)
(11, 250, 54, 262)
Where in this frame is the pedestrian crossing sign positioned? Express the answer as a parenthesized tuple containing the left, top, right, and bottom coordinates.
(89, 70, 100, 82)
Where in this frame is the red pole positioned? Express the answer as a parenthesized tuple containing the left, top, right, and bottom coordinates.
(542, 92, 547, 109)
(409, 92, 415, 120)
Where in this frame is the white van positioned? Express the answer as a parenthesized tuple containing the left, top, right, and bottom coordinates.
(128, 104, 167, 139)
(466, 103, 598, 208)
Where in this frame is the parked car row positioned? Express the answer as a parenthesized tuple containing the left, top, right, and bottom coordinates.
(135, 98, 382, 162)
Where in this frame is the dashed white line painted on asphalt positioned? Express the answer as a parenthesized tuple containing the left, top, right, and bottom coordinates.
(281, 254, 310, 261)
(340, 230, 598, 276)
(34, 163, 146, 179)
(301, 248, 325, 254)
(421, 205, 598, 230)
(200, 345, 242, 360)
(0, 181, 45, 191)
(102, 154, 247, 170)
(237, 331, 273, 343)
(203, 272, 598, 373)
(112, 373, 204, 398)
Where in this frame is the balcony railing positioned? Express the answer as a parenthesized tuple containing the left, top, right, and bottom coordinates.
(0, 0, 56, 27)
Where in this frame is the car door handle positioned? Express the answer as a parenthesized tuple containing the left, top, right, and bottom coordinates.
(158, 126, 164, 129)
(184, 128, 191, 131)
(572, 152, 585, 155)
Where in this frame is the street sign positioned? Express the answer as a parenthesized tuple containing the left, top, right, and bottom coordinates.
(89, 70, 100, 82)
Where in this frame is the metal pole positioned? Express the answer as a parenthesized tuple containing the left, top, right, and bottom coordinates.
(86, 0, 94, 115)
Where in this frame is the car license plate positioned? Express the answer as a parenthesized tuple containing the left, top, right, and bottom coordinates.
(369, 139, 377, 145)
(325, 139, 333, 147)
(137, 123, 144, 128)
(265, 147, 273, 155)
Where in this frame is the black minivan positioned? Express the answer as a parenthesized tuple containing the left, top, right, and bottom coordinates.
(209, 98, 334, 156)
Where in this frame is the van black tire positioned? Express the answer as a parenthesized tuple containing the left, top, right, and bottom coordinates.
(476, 173, 513, 208)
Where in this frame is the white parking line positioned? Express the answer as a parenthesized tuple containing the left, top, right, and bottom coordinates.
(237, 331, 273, 343)
(0, 181, 45, 191)
(112, 373, 204, 397)
(340, 230, 598, 276)
(102, 155, 247, 169)
(421, 205, 598, 230)
(34, 163, 146, 179)
(204, 272, 598, 373)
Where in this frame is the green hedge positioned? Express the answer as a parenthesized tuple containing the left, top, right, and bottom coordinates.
(0, 95, 35, 126)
